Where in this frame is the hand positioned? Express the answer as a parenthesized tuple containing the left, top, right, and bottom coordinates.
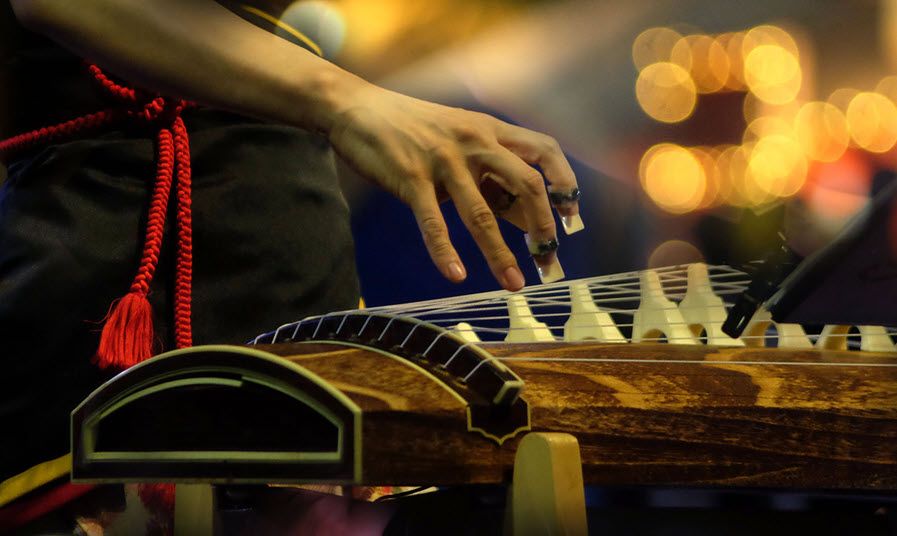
(327, 83, 580, 291)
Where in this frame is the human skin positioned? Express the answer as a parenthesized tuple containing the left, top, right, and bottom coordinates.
(10, 0, 581, 291)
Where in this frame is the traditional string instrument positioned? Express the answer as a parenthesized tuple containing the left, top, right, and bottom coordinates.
(70, 260, 897, 534)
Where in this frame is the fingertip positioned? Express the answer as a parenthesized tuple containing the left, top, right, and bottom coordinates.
(500, 265, 526, 291)
(447, 261, 467, 283)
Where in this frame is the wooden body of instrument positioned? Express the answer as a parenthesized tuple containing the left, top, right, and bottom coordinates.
(260, 340, 897, 490)
(70, 265, 897, 494)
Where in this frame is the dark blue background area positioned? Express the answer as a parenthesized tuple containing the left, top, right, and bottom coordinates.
(351, 153, 653, 306)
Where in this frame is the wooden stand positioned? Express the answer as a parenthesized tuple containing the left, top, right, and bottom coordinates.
(506, 433, 588, 536)
(174, 483, 216, 536)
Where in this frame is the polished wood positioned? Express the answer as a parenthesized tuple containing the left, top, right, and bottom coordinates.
(258, 341, 897, 490)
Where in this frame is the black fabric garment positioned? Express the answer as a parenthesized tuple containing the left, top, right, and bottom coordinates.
(0, 5, 359, 481)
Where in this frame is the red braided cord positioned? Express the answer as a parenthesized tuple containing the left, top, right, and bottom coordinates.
(172, 116, 193, 348)
(1, 64, 195, 364)
(130, 128, 175, 296)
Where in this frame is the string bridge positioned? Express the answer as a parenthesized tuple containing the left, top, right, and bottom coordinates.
(253, 313, 531, 444)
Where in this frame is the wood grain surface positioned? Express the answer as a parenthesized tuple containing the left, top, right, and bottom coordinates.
(258, 341, 897, 490)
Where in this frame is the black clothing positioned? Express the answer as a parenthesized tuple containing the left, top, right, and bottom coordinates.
(0, 3, 359, 482)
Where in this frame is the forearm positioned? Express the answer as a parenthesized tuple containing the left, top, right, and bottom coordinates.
(11, 0, 366, 133)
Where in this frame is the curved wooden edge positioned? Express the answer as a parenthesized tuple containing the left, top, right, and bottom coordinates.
(71, 345, 362, 484)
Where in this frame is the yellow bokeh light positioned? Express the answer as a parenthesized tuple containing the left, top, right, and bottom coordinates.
(636, 62, 698, 123)
(744, 116, 793, 142)
(743, 44, 801, 105)
(713, 145, 739, 205)
(633, 27, 688, 71)
(828, 88, 860, 113)
(875, 75, 897, 104)
(729, 143, 773, 206)
(846, 92, 897, 153)
(640, 144, 707, 214)
(793, 101, 849, 162)
(742, 25, 800, 60)
(672, 35, 730, 93)
(747, 135, 808, 198)
(689, 146, 721, 208)
(638, 142, 675, 188)
(719, 32, 747, 90)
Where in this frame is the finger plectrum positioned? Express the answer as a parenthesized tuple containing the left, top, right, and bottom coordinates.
(525, 234, 559, 257)
(535, 256, 565, 283)
(525, 234, 565, 283)
(561, 214, 585, 235)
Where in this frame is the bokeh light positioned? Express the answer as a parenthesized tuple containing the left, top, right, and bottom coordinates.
(793, 101, 849, 162)
(713, 145, 739, 205)
(828, 87, 860, 113)
(719, 31, 747, 90)
(689, 146, 722, 208)
(635, 62, 698, 123)
(640, 144, 707, 213)
(875, 75, 897, 105)
(729, 143, 776, 206)
(743, 116, 793, 142)
(633, 27, 688, 71)
(845, 91, 897, 153)
(647, 239, 704, 268)
(743, 44, 802, 104)
(673, 35, 730, 93)
(747, 134, 808, 198)
(742, 24, 800, 60)
(279, 1, 347, 58)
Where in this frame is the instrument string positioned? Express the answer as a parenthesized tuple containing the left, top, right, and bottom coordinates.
(259, 264, 896, 351)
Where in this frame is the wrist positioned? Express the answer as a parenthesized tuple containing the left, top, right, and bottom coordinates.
(298, 65, 370, 135)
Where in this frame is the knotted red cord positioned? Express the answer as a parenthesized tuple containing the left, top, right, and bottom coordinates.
(0, 64, 194, 369)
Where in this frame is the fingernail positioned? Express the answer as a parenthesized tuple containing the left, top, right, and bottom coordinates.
(561, 214, 585, 235)
(448, 261, 466, 282)
(534, 256, 565, 283)
(502, 266, 525, 290)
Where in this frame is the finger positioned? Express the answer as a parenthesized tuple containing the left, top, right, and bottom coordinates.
(495, 124, 583, 234)
(479, 146, 565, 283)
(437, 154, 525, 291)
(479, 173, 526, 230)
(408, 185, 467, 284)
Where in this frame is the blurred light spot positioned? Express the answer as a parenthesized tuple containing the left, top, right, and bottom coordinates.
(648, 239, 704, 268)
(713, 145, 739, 205)
(636, 62, 697, 123)
(793, 101, 849, 162)
(875, 75, 897, 104)
(719, 31, 746, 90)
(690, 146, 721, 208)
(742, 91, 764, 122)
(827, 87, 860, 112)
(804, 150, 871, 226)
(280, 1, 347, 58)
(641, 144, 706, 213)
(846, 92, 897, 152)
(748, 134, 807, 198)
(742, 25, 800, 60)
(673, 35, 730, 93)
(743, 44, 801, 105)
(744, 116, 793, 142)
(633, 27, 688, 71)
(730, 143, 775, 206)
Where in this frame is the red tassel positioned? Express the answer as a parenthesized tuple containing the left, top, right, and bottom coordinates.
(96, 291, 154, 369)
(137, 483, 176, 514)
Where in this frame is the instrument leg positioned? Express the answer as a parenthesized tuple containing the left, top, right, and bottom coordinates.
(174, 483, 216, 536)
(506, 432, 588, 536)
